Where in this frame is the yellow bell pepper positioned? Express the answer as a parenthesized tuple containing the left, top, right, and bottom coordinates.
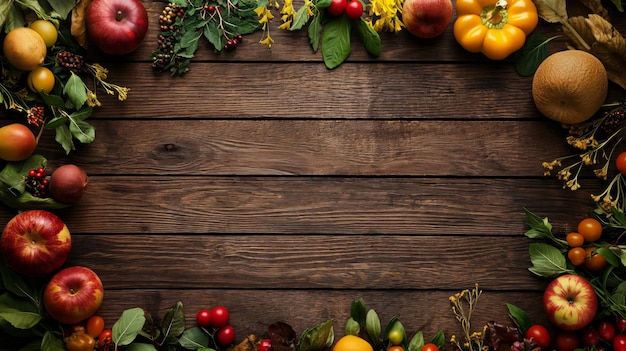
(453, 0, 538, 60)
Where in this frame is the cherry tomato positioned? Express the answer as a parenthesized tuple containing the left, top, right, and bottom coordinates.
(617, 317, 626, 333)
(29, 19, 58, 47)
(388, 346, 404, 351)
(526, 325, 550, 349)
(568, 247, 587, 266)
(327, 0, 347, 16)
(584, 246, 608, 271)
(345, 0, 363, 20)
(566, 232, 585, 247)
(614, 335, 626, 351)
(97, 329, 113, 349)
(388, 329, 403, 346)
(216, 325, 236, 345)
(578, 218, 602, 242)
(211, 306, 230, 328)
(598, 321, 616, 342)
(27, 66, 55, 94)
(196, 309, 212, 328)
(86, 315, 105, 338)
(581, 327, 600, 346)
(616, 152, 626, 176)
(421, 343, 439, 351)
(259, 338, 273, 351)
(556, 331, 580, 351)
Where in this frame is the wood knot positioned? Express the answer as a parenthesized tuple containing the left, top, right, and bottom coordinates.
(162, 143, 178, 152)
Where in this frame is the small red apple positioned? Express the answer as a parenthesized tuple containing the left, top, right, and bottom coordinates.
(402, 0, 453, 38)
(44, 266, 104, 325)
(0, 210, 71, 276)
(543, 274, 598, 331)
(85, 0, 149, 55)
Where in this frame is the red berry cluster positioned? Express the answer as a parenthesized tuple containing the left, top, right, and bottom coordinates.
(195, 306, 236, 348)
(326, 0, 364, 20)
(27, 106, 45, 127)
(159, 3, 185, 31)
(224, 35, 244, 51)
(26, 167, 49, 198)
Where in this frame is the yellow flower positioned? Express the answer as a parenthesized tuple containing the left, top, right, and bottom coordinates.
(259, 35, 274, 47)
(278, 20, 292, 29)
(86, 89, 102, 107)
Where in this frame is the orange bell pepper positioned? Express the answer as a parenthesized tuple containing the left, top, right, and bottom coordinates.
(453, 0, 538, 60)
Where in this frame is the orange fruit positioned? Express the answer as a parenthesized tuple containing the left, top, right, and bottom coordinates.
(532, 50, 607, 125)
(29, 20, 58, 47)
(2, 27, 47, 71)
(333, 335, 374, 351)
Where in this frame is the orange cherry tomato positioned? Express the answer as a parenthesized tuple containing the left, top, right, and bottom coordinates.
(584, 246, 608, 271)
(568, 247, 586, 266)
(422, 343, 440, 351)
(578, 218, 602, 242)
(98, 329, 113, 349)
(86, 315, 105, 338)
(566, 232, 585, 247)
(388, 346, 404, 351)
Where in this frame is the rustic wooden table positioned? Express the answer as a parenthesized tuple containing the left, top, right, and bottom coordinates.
(1, 0, 625, 350)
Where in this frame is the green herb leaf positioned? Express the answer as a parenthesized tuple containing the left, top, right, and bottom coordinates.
(290, 5, 310, 31)
(429, 331, 445, 348)
(113, 307, 146, 347)
(597, 246, 621, 267)
(408, 331, 424, 351)
(308, 15, 322, 52)
(322, 16, 351, 69)
(69, 117, 95, 144)
(0, 310, 41, 329)
(63, 72, 87, 109)
(523, 208, 553, 239)
(315, 0, 332, 9)
(0, 1, 15, 33)
(344, 317, 360, 336)
(528, 242, 569, 277)
(350, 298, 367, 326)
(354, 18, 381, 57)
(54, 124, 75, 154)
(506, 303, 532, 334)
(513, 34, 554, 76)
(365, 309, 381, 346)
(162, 301, 186, 339)
(41, 331, 65, 351)
(122, 343, 159, 351)
(46, 0, 76, 19)
(178, 326, 210, 349)
(0, 266, 33, 299)
(299, 319, 334, 351)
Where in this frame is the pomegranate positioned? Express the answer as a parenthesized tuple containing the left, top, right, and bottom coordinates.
(49, 164, 89, 204)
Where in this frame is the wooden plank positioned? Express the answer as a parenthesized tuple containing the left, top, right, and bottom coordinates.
(35, 119, 572, 177)
(66, 234, 549, 290)
(0, 177, 601, 234)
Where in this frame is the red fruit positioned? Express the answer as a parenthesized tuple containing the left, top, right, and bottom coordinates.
(345, 0, 363, 20)
(44, 266, 104, 325)
(49, 164, 89, 204)
(211, 306, 230, 328)
(216, 325, 235, 345)
(327, 0, 347, 16)
(526, 325, 550, 349)
(196, 309, 212, 328)
(85, 0, 149, 55)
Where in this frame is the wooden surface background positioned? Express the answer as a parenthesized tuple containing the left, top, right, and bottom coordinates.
(1, 0, 626, 349)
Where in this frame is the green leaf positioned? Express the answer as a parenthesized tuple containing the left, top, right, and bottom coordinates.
(528, 242, 569, 277)
(0, 0, 15, 30)
(3, 4, 24, 33)
(0, 266, 34, 299)
(513, 34, 554, 76)
(123, 343, 159, 351)
(69, 118, 96, 144)
(298, 319, 334, 351)
(354, 18, 381, 57)
(178, 326, 210, 349)
(39, 93, 66, 108)
(322, 15, 351, 69)
(344, 317, 360, 336)
(162, 301, 186, 339)
(506, 303, 532, 334)
(290, 5, 310, 31)
(350, 298, 367, 326)
(308, 15, 322, 52)
(365, 310, 381, 346)
(41, 331, 65, 351)
(408, 331, 424, 351)
(54, 124, 75, 154)
(429, 331, 445, 348)
(63, 73, 87, 109)
(46, 0, 77, 19)
(0, 310, 41, 329)
(315, 0, 332, 9)
(522, 208, 558, 242)
(597, 246, 621, 267)
(204, 21, 225, 50)
(113, 307, 146, 346)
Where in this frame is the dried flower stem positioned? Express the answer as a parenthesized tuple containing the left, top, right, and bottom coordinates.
(450, 284, 485, 351)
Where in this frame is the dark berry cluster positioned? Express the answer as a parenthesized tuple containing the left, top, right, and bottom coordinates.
(159, 3, 185, 31)
(57, 50, 85, 73)
(26, 106, 45, 127)
(598, 104, 626, 139)
(224, 35, 244, 51)
(26, 167, 49, 198)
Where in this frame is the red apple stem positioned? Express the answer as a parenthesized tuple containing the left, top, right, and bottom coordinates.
(116, 10, 123, 22)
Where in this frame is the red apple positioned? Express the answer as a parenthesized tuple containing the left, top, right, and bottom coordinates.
(543, 274, 598, 331)
(44, 266, 104, 325)
(85, 0, 149, 55)
(0, 210, 71, 276)
(402, 0, 453, 38)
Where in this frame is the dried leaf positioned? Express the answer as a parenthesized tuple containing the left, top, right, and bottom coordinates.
(565, 14, 626, 90)
(568, 0, 609, 20)
(71, 0, 91, 49)
(532, 0, 568, 24)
